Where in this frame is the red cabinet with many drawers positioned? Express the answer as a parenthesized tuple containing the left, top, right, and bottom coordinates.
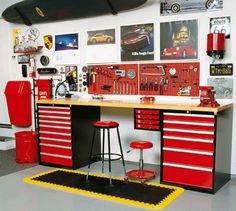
(134, 109, 160, 131)
(37, 104, 101, 169)
(161, 111, 232, 193)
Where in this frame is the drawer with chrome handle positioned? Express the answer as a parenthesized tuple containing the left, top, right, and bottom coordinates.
(40, 152, 72, 167)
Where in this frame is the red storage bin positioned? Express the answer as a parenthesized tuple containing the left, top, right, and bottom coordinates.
(15, 131, 38, 164)
(35, 79, 51, 100)
(4, 81, 32, 127)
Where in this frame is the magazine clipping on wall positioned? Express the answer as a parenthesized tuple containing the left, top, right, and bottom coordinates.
(120, 23, 154, 61)
(54, 33, 80, 65)
(65, 66, 78, 91)
(160, 19, 198, 60)
(86, 28, 117, 63)
(210, 16, 230, 39)
(207, 77, 233, 99)
(160, 0, 223, 16)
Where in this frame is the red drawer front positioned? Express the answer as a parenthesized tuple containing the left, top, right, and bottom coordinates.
(39, 117, 71, 123)
(39, 112, 71, 118)
(136, 119, 160, 125)
(163, 165, 213, 189)
(38, 107, 70, 113)
(163, 149, 214, 168)
(136, 124, 160, 130)
(163, 131, 214, 140)
(39, 122, 71, 128)
(40, 139, 72, 147)
(40, 133, 71, 141)
(41, 146, 72, 156)
(163, 123, 215, 132)
(39, 127, 71, 134)
(136, 114, 160, 120)
(41, 154, 72, 167)
(164, 115, 215, 124)
(136, 109, 160, 115)
(163, 139, 214, 152)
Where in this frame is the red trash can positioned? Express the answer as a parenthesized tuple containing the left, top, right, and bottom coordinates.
(15, 131, 38, 164)
(4, 81, 32, 127)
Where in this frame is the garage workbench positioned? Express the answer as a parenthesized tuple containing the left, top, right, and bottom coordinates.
(37, 98, 233, 193)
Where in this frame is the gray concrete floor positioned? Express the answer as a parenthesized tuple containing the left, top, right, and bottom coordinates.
(0, 162, 235, 211)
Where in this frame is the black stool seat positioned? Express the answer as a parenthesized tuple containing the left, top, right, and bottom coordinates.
(87, 120, 126, 185)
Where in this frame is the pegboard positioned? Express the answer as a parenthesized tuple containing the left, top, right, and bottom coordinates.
(88, 64, 139, 95)
(139, 62, 200, 96)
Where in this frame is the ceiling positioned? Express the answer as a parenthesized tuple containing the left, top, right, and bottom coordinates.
(0, 0, 21, 16)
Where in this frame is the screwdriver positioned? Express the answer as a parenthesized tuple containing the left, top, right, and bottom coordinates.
(154, 78, 158, 91)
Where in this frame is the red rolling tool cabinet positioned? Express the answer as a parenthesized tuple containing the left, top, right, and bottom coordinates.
(37, 104, 101, 169)
(161, 110, 232, 193)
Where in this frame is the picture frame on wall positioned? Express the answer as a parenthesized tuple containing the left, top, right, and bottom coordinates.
(160, 0, 223, 16)
(160, 19, 198, 60)
(86, 28, 117, 63)
(120, 23, 154, 61)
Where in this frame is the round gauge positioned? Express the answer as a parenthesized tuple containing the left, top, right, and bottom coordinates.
(82, 66, 88, 73)
(169, 68, 176, 75)
(127, 69, 136, 79)
(57, 83, 67, 97)
(40, 55, 49, 66)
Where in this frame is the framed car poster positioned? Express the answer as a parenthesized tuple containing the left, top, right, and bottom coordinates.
(160, 19, 198, 60)
(210, 16, 230, 39)
(207, 77, 233, 99)
(86, 28, 117, 63)
(160, 0, 223, 16)
(120, 23, 154, 61)
(54, 33, 80, 65)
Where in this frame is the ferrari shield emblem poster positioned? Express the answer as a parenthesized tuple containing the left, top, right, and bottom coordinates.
(44, 35, 53, 50)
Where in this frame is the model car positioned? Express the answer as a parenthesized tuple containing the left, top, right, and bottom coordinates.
(162, 46, 197, 58)
(161, 0, 219, 13)
(88, 33, 114, 44)
(121, 31, 150, 51)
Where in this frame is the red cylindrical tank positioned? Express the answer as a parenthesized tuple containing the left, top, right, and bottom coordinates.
(207, 33, 225, 59)
(15, 131, 38, 164)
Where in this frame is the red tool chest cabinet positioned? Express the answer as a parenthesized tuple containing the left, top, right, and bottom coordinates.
(134, 109, 161, 131)
(37, 104, 101, 169)
(161, 110, 232, 193)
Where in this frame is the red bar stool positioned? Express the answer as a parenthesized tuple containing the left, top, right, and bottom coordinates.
(86, 121, 126, 185)
(126, 140, 157, 183)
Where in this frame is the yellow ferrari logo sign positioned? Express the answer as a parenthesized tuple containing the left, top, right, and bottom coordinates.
(44, 35, 53, 50)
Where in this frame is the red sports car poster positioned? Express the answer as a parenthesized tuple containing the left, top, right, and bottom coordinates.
(160, 19, 198, 60)
(120, 23, 154, 61)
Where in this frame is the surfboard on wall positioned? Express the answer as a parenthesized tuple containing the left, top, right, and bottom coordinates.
(2, 0, 148, 26)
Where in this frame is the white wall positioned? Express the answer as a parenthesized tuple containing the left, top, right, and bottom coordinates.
(0, 0, 235, 173)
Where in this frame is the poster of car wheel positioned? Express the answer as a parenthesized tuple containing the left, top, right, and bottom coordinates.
(86, 28, 117, 63)
(210, 16, 230, 39)
(160, 19, 198, 60)
(120, 23, 154, 61)
(207, 78, 233, 99)
(160, 0, 223, 15)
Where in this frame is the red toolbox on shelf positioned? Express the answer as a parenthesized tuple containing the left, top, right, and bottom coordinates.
(134, 109, 160, 131)
(4, 81, 32, 127)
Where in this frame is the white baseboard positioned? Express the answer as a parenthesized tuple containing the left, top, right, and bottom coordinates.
(0, 139, 15, 150)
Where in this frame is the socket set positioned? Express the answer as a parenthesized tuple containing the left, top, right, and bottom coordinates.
(87, 64, 139, 95)
(139, 62, 200, 96)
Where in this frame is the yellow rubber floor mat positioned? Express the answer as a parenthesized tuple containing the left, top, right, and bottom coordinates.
(24, 169, 184, 209)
